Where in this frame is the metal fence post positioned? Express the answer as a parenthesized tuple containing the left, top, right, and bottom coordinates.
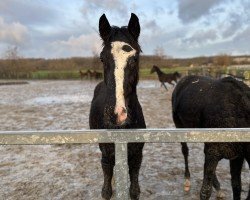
(115, 142, 129, 200)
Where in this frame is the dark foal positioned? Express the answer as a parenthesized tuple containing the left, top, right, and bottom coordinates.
(89, 13, 146, 200)
(172, 75, 250, 200)
(151, 65, 181, 90)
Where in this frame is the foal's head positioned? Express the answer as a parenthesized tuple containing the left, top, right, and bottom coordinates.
(99, 13, 141, 127)
(174, 71, 181, 79)
(150, 65, 158, 74)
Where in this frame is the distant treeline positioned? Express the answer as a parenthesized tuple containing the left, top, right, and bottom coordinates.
(0, 54, 250, 79)
(141, 54, 250, 68)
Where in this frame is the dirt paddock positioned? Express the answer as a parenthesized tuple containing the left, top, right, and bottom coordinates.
(0, 80, 249, 200)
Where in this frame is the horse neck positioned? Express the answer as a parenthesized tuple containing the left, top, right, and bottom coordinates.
(155, 67, 164, 76)
(173, 74, 178, 80)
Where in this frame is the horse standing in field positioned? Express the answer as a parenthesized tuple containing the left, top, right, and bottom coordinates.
(172, 75, 250, 200)
(88, 70, 96, 80)
(79, 70, 89, 80)
(150, 65, 181, 90)
(93, 70, 103, 79)
(89, 13, 146, 200)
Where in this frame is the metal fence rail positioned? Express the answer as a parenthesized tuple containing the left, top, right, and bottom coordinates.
(0, 128, 250, 199)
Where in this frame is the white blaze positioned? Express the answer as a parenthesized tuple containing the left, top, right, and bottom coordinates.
(111, 41, 136, 119)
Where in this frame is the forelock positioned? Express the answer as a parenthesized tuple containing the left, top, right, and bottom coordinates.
(101, 26, 141, 52)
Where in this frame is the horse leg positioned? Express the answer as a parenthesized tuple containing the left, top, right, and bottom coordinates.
(230, 156, 244, 200)
(170, 81, 175, 87)
(162, 82, 168, 91)
(99, 144, 115, 200)
(128, 143, 144, 200)
(246, 149, 250, 200)
(212, 173, 225, 198)
(247, 186, 250, 200)
(181, 142, 191, 192)
(200, 152, 220, 200)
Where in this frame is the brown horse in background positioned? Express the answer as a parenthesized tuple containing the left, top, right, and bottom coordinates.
(88, 70, 103, 80)
(93, 70, 103, 79)
(79, 70, 90, 80)
(79, 70, 103, 80)
(151, 65, 181, 90)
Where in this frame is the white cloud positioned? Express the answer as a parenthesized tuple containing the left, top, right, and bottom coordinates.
(81, 0, 128, 18)
(50, 33, 102, 57)
(0, 0, 59, 26)
(1, 1, 250, 58)
(144, 20, 159, 31)
(233, 27, 250, 43)
(177, 0, 225, 23)
(182, 29, 218, 47)
(221, 13, 243, 38)
(0, 17, 29, 45)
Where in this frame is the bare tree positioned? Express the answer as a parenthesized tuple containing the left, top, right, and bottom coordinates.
(92, 50, 101, 70)
(154, 45, 165, 59)
(213, 54, 232, 66)
(4, 46, 20, 60)
(2, 46, 21, 78)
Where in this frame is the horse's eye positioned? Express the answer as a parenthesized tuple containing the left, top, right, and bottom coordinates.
(122, 45, 133, 52)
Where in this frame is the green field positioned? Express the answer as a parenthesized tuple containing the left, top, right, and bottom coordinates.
(31, 70, 81, 79)
(30, 67, 190, 80)
(1, 66, 249, 80)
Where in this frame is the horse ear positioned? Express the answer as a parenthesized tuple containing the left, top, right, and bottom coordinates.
(128, 13, 140, 41)
(99, 14, 111, 41)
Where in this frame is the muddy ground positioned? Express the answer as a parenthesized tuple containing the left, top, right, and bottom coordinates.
(0, 80, 249, 200)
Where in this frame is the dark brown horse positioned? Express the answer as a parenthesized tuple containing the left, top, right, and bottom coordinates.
(150, 65, 181, 90)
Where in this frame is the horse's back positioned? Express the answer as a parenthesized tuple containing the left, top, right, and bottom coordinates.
(172, 76, 212, 127)
(172, 75, 250, 128)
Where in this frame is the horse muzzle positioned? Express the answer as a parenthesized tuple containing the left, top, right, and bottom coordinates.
(103, 106, 131, 128)
(115, 106, 127, 125)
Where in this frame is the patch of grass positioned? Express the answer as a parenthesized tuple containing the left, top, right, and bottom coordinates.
(30, 70, 104, 80)
(3, 67, 249, 80)
(31, 70, 80, 79)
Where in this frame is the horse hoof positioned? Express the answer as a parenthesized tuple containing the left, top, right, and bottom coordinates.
(102, 187, 112, 200)
(184, 179, 191, 192)
(130, 184, 140, 200)
(216, 190, 225, 199)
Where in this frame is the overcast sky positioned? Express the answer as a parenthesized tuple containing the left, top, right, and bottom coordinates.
(0, 0, 250, 58)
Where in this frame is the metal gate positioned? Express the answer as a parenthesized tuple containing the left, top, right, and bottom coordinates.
(0, 128, 249, 199)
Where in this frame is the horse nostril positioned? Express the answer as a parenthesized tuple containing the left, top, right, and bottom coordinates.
(115, 106, 128, 125)
(135, 57, 138, 61)
(122, 107, 127, 114)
